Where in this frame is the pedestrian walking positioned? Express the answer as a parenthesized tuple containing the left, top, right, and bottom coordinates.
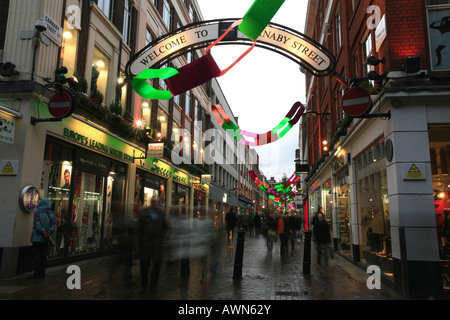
(254, 213, 262, 235)
(248, 213, 255, 235)
(225, 209, 237, 246)
(137, 197, 168, 295)
(312, 206, 323, 242)
(29, 198, 56, 279)
(315, 214, 333, 265)
(277, 213, 289, 254)
(264, 213, 277, 251)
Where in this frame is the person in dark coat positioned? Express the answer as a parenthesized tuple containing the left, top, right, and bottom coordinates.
(137, 197, 168, 294)
(29, 198, 56, 279)
(225, 209, 237, 245)
(315, 214, 332, 264)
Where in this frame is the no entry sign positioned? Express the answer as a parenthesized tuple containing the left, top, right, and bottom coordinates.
(48, 92, 73, 118)
(342, 87, 372, 117)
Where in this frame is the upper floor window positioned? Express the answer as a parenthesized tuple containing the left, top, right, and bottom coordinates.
(189, 5, 196, 22)
(334, 7, 342, 55)
(60, 19, 79, 77)
(123, 0, 132, 45)
(91, 47, 110, 101)
(145, 27, 153, 46)
(163, 0, 172, 30)
(98, 0, 113, 20)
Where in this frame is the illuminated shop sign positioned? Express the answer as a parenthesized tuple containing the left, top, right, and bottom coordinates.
(62, 128, 135, 162)
(149, 158, 193, 186)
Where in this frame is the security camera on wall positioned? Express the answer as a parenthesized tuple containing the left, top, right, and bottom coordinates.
(35, 19, 47, 32)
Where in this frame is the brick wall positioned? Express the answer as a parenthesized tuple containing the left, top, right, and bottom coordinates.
(386, 0, 430, 72)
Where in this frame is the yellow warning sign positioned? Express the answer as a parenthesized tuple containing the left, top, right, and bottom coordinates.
(406, 164, 424, 179)
(1, 161, 15, 175)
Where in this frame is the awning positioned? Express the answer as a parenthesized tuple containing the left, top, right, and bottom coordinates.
(239, 197, 254, 207)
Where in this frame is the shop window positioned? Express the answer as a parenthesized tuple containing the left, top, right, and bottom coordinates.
(135, 170, 167, 215)
(40, 139, 74, 259)
(91, 47, 110, 100)
(333, 165, 352, 257)
(356, 138, 392, 278)
(428, 125, 450, 289)
(60, 19, 79, 76)
(41, 139, 128, 258)
(172, 182, 190, 217)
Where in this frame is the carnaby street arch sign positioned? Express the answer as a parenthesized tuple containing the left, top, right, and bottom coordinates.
(125, 19, 337, 80)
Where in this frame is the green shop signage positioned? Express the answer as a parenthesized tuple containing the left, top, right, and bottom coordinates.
(63, 128, 135, 162)
(149, 158, 193, 186)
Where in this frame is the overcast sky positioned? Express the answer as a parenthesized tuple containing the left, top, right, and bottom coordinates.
(195, 0, 308, 181)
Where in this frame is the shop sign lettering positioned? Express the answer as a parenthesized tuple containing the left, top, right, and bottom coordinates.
(63, 128, 134, 162)
(150, 158, 193, 186)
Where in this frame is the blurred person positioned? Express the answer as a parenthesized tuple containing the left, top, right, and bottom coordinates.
(29, 198, 56, 279)
(254, 213, 262, 236)
(225, 208, 237, 246)
(277, 213, 289, 254)
(315, 214, 332, 265)
(265, 213, 277, 251)
(137, 197, 168, 295)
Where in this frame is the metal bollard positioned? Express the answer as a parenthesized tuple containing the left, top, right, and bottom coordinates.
(302, 230, 312, 275)
(232, 228, 246, 280)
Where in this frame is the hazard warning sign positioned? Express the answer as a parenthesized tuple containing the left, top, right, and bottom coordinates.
(403, 163, 426, 180)
(0, 160, 18, 176)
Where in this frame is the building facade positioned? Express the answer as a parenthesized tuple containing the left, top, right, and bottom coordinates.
(0, 0, 262, 278)
(301, 0, 450, 299)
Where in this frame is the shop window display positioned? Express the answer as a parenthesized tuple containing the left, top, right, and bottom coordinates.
(172, 182, 190, 217)
(334, 165, 351, 257)
(356, 138, 392, 277)
(70, 171, 104, 254)
(428, 125, 450, 289)
(40, 138, 128, 257)
(40, 139, 74, 258)
(135, 170, 167, 214)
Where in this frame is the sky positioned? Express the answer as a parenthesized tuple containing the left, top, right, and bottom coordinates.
(195, 0, 309, 181)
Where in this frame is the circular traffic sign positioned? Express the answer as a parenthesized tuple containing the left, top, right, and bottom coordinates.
(342, 87, 372, 117)
(48, 92, 73, 118)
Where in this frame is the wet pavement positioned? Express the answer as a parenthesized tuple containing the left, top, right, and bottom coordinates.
(0, 229, 402, 302)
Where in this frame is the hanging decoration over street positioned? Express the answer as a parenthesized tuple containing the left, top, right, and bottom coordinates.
(126, 0, 338, 100)
(211, 102, 305, 146)
(249, 170, 300, 214)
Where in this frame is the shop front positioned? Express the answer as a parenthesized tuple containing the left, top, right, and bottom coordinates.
(429, 125, 450, 289)
(356, 137, 392, 277)
(332, 151, 352, 258)
(193, 180, 209, 220)
(41, 139, 129, 258)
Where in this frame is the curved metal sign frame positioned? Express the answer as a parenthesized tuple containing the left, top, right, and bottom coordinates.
(125, 19, 337, 80)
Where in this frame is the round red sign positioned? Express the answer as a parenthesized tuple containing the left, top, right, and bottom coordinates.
(48, 92, 73, 118)
(342, 87, 372, 117)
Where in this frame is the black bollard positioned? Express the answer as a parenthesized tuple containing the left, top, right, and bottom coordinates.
(232, 228, 246, 280)
(302, 230, 312, 275)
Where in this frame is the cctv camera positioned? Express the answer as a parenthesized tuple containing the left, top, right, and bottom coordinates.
(35, 19, 47, 32)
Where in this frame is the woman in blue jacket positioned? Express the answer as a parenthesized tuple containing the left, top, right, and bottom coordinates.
(29, 198, 56, 278)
